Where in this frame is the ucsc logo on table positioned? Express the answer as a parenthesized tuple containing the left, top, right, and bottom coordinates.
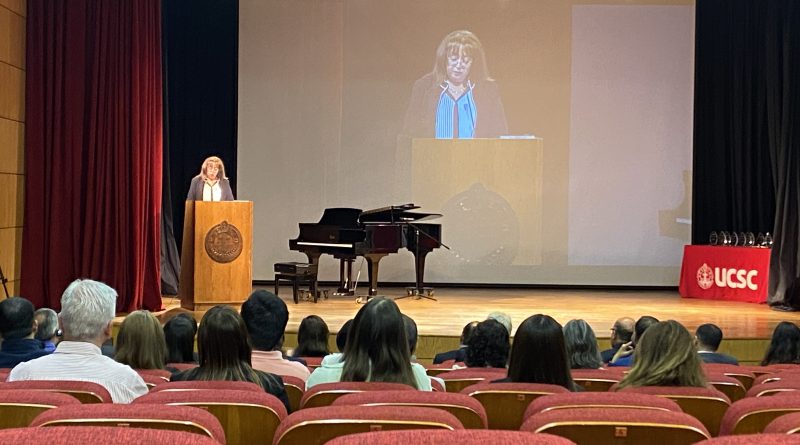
(696, 263, 759, 290)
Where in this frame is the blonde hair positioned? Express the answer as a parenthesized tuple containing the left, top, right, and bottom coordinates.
(115, 310, 167, 370)
(617, 320, 706, 389)
(432, 30, 493, 85)
(200, 156, 228, 180)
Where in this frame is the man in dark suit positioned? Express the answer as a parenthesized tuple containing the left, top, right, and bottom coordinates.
(600, 317, 634, 363)
(696, 323, 739, 365)
(433, 321, 479, 364)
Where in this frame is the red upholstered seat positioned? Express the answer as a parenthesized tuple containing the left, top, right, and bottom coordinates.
(135, 368, 172, 380)
(754, 370, 800, 386)
(430, 377, 445, 392)
(703, 364, 756, 389)
(765, 411, 800, 434)
(0, 389, 80, 429)
(280, 375, 305, 413)
(148, 379, 264, 393)
(297, 356, 323, 369)
(695, 433, 800, 444)
(166, 363, 199, 371)
(0, 426, 221, 444)
(460, 382, 569, 430)
(522, 406, 710, 444)
(30, 403, 226, 444)
(569, 369, 622, 392)
(300, 381, 415, 409)
(273, 405, 463, 445)
(138, 373, 169, 389)
(705, 373, 747, 401)
(331, 389, 488, 429)
(134, 388, 286, 445)
(719, 393, 800, 435)
(0, 380, 112, 403)
(436, 368, 506, 393)
(747, 381, 800, 397)
(524, 391, 683, 420)
(325, 429, 576, 445)
(618, 385, 731, 436)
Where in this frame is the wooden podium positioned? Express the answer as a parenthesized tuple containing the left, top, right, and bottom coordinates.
(179, 200, 253, 311)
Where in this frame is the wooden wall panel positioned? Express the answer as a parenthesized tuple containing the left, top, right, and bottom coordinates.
(0, 5, 25, 68)
(0, 0, 25, 18)
(0, 227, 22, 293)
(0, 119, 24, 173)
(0, 174, 23, 227)
(0, 62, 23, 121)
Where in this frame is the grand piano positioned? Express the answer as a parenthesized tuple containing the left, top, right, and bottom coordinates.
(289, 204, 442, 297)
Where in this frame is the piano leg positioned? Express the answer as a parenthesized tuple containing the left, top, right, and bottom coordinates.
(411, 248, 436, 300)
(364, 253, 389, 297)
(335, 258, 355, 295)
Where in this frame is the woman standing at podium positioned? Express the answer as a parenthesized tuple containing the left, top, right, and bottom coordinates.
(186, 156, 234, 201)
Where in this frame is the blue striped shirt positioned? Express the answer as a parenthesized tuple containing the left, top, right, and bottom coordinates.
(435, 83, 477, 139)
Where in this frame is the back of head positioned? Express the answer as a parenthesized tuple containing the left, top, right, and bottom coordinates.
(613, 317, 635, 346)
(508, 315, 573, 389)
(115, 310, 167, 369)
(0, 297, 35, 340)
(336, 319, 353, 352)
(460, 321, 480, 345)
(634, 315, 659, 345)
(618, 320, 705, 389)
(163, 314, 197, 363)
(294, 315, 330, 357)
(762, 321, 800, 365)
(695, 323, 723, 351)
(563, 319, 602, 369)
(195, 305, 263, 387)
(341, 297, 416, 387)
(487, 312, 512, 335)
(465, 318, 510, 368)
(402, 314, 418, 356)
(240, 290, 288, 351)
(34, 308, 60, 341)
(59, 279, 117, 342)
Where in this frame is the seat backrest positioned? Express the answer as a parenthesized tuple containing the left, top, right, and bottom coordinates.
(280, 375, 305, 413)
(0, 389, 80, 429)
(461, 382, 569, 430)
(0, 426, 221, 444)
(0, 380, 112, 403)
(436, 368, 506, 393)
(273, 405, 463, 445)
(332, 389, 488, 429)
(524, 391, 683, 420)
(135, 369, 173, 380)
(300, 382, 415, 409)
(30, 403, 226, 444)
(522, 407, 710, 444)
(695, 433, 800, 444)
(569, 369, 622, 392)
(764, 411, 800, 434)
(166, 363, 199, 371)
(747, 381, 800, 398)
(705, 373, 747, 401)
(138, 373, 169, 389)
(719, 393, 800, 435)
(325, 429, 577, 445)
(148, 380, 264, 393)
(134, 388, 287, 445)
(703, 364, 756, 390)
(297, 356, 323, 369)
(619, 386, 731, 436)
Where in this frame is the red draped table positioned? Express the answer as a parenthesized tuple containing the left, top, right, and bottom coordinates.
(679, 245, 771, 303)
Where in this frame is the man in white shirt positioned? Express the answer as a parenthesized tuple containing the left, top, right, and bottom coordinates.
(9, 279, 148, 403)
(241, 290, 311, 381)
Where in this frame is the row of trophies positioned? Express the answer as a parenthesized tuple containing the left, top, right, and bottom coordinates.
(709, 231, 773, 247)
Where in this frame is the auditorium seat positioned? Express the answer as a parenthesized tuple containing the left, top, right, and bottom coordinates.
(135, 368, 172, 380)
(436, 368, 506, 393)
(0, 426, 221, 445)
(325, 429, 577, 445)
(29, 403, 226, 444)
(166, 363, 199, 371)
(754, 371, 800, 386)
(331, 389, 488, 429)
(765, 411, 800, 434)
(747, 381, 800, 398)
(460, 382, 569, 430)
(569, 369, 622, 392)
(138, 373, 169, 389)
(300, 382, 415, 409)
(272, 405, 463, 445)
(695, 434, 800, 444)
(425, 361, 456, 377)
(430, 378, 445, 392)
(280, 375, 305, 412)
(703, 364, 756, 389)
(0, 389, 79, 429)
(297, 356, 323, 370)
(134, 388, 286, 445)
(523, 391, 683, 421)
(0, 380, 112, 403)
(522, 407, 710, 444)
(618, 385, 731, 436)
(148, 380, 264, 393)
(705, 373, 747, 401)
(719, 394, 800, 435)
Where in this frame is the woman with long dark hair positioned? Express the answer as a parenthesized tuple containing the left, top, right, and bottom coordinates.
(504, 314, 577, 391)
(292, 315, 330, 358)
(761, 321, 800, 365)
(171, 305, 290, 410)
(306, 298, 431, 390)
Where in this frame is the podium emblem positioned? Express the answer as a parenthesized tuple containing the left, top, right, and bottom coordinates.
(696, 263, 714, 290)
(204, 221, 243, 263)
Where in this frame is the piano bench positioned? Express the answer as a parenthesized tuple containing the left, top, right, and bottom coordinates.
(274, 262, 319, 304)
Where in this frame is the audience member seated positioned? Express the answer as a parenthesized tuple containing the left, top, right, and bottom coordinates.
(563, 319, 603, 369)
(600, 317, 634, 363)
(310, 319, 353, 381)
(171, 304, 290, 411)
(696, 323, 739, 365)
(115, 310, 167, 370)
(292, 315, 330, 358)
(617, 320, 706, 389)
(487, 311, 512, 335)
(464, 319, 509, 368)
(433, 321, 479, 365)
(163, 313, 198, 364)
(241, 290, 311, 381)
(498, 314, 579, 391)
(34, 308, 60, 353)
(8, 279, 148, 403)
(761, 321, 800, 366)
(306, 297, 431, 391)
(402, 314, 419, 361)
(0, 297, 51, 367)
(609, 315, 659, 367)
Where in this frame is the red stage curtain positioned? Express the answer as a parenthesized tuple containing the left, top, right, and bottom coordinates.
(22, 0, 163, 311)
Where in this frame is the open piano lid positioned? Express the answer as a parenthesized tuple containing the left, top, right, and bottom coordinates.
(359, 203, 442, 224)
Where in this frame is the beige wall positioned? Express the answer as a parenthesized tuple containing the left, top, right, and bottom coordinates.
(0, 0, 25, 297)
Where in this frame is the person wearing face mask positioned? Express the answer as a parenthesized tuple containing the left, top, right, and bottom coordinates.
(186, 156, 234, 201)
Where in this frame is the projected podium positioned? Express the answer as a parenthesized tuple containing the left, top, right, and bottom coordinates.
(407, 138, 544, 266)
(179, 201, 253, 311)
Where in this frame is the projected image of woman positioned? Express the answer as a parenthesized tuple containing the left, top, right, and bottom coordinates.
(403, 30, 508, 139)
(186, 156, 234, 201)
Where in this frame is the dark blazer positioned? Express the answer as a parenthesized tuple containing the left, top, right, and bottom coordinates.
(698, 351, 739, 365)
(186, 175, 234, 201)
(403, 72, 508, 138)
(601, 346, 620, 364)
(433, 347, 467, 365)
(0, 338, 51, 368)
